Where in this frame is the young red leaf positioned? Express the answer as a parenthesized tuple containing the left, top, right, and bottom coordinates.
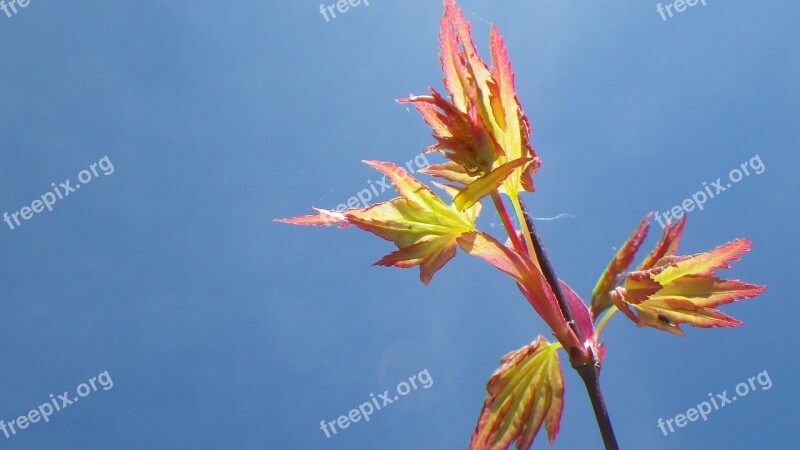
(488, 26, 539, 196)
(442, 0, 492, 104)
(470, 336, 564, 449)
(656, 276, 765, 308)
(399, 89, 501, 176)
(611, 239, 766, 335)
(651, 239, 752, 284)
(403, 0, 539, 200)
(637, 216, 686, 270)
(590, 213, 652, 321)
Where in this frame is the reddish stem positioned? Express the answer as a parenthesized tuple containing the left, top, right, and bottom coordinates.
(490, 191, 527, 255)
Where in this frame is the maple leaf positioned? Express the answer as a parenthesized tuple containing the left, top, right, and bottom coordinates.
(611, 239, 766, 335)
(637, 215, 686, 271)
(400, 0, 540, 210)
(590, 213, 653, 321)
(276, 161, 479, 285)
(470, 336, 564, 450)
(400, 88, 502, 178)
(590, 214, 687, 321)
(487, 24, 539, 197)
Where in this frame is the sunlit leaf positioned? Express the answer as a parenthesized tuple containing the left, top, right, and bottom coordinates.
(420, 161, 479, 186)
(470, 336, 564, 449)
(637, 216, 686, 270)
(590, 213, 652, 321)
(276, 161, 479, 285)
(453, 158, 532, 211)
(611, 239, 766, 335)
(403, 0, 539, 200)
(488, 25, 539, 196)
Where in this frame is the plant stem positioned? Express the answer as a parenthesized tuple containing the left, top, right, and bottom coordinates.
(519, 199, 619, 450)
(578, 366, 620, 450)
(519, 203, 582, 343)
(490, 191, 527, 255)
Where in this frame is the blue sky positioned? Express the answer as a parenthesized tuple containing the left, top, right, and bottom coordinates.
(0, 0, 797, 448)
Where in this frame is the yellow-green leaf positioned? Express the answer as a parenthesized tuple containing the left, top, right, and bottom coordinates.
(612, 239, 766, 335)
(453, 158, 532, 211)
(277, 160, 479, 285)
(470, 336, 564, 449)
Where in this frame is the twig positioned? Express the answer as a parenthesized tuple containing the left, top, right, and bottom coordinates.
(519, 199, 620, 450)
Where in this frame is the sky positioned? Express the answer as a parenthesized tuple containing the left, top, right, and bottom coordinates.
(0, 0, 797, 449)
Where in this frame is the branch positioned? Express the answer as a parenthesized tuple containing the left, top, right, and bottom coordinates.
(519, 201, 583, 345)
(519, 199, 619, 450)
(578, 365, 620, 450)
